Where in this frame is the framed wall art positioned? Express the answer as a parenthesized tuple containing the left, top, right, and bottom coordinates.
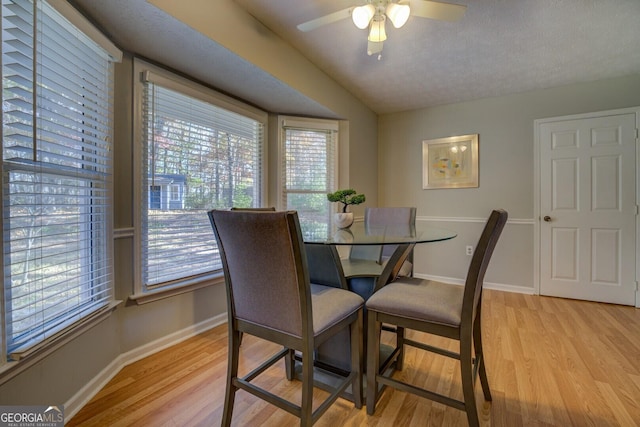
(422, 134, 479, 189)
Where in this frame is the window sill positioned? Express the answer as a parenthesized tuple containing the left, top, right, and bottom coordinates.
(128, 274, 225, 305)
(0, 300, 122, 386)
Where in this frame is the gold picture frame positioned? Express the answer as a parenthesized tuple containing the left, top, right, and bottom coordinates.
(422, 134, 479, 189)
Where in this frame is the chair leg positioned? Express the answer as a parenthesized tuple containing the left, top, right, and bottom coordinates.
(474, 311, 492, 401)
(301, 349, 314, 427)
(395, 326, 405, 371)
(285, 348, 295, 381)
(460, 334, 480, 427)
(366, 311, 381, 415)
(350, 311, 364, 409)
(222, 329, 241, 427)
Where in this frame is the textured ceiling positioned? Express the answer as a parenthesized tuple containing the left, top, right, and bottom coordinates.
(72, 0, 640, 116)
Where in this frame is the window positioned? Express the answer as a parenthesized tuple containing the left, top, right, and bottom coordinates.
(170, 184, 180, 202)
(1, 0, 121, 361)
(133, 60, 266, 296)
(279, 117, 338, 239)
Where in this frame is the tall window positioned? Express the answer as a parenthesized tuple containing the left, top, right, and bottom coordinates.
(135, 61, 266, 293)
(280, 117, 338, 239)
(1, 0, 121, 360)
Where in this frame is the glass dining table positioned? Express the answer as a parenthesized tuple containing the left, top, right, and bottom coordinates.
(303, 221, 457, 299)
(299, 220, 457, 397)
(302, 221, 457, 246)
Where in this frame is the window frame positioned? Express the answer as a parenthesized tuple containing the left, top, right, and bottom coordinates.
(0, 0, 122, 378)
(131, 59, 268, 303)
(277, 116, 340, 228)
(170, 184, 180, 202)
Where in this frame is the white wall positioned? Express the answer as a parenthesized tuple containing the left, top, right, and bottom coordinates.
(378, 74, 640, 292)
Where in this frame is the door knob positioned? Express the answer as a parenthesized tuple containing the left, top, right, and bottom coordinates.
(543, 215, 551, 222)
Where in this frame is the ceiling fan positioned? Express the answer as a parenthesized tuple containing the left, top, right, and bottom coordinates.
(297, 0, 466, 58)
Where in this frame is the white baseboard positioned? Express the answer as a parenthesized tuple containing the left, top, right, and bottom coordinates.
(64, 313, 227, 421)
(484, 281, 536, 295)
(414, 273, 536, 295)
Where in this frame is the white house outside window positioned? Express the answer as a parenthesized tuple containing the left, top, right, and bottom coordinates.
(133, 60, 267, 298)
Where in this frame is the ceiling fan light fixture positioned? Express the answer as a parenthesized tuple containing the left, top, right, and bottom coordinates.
(352, 4, 375, 29)
(296, 0, 467, 57)
(367, 40, 384, 57)
(368, 14, 387, 42)
(386, 1, 410, 28)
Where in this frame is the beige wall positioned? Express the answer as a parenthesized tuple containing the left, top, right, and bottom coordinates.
(378, 74, 640, 292)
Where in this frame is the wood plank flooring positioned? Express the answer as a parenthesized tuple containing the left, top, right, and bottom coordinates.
(67, 290, 640, 426)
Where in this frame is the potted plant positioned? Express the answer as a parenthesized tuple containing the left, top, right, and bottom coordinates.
(327, 188, 365, 228)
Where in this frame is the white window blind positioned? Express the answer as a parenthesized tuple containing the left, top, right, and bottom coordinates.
(281, 118, 338, 240)
(141, 73, 265, 288)
(1, 0, 119, 357)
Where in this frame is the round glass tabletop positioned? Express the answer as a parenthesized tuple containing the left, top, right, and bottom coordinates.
(302, 221, 457, 245)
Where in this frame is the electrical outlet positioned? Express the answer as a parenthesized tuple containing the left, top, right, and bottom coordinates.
(466, 245, 473, 256)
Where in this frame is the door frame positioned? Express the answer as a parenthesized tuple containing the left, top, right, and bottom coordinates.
(533, 106, 640, 308)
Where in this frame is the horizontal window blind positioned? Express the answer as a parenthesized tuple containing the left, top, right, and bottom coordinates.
(141, 77, 264, 288)
(1, 0, 118, 356)
(281, 121, 337, 240)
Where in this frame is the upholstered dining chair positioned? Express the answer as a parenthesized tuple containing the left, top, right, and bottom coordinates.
(342, 207, 417, 300)
(208, 209, 364, 427)
(365, 209, 508, 427)
(365, 206, 416, 276)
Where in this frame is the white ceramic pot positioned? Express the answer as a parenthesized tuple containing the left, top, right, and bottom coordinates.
(334, 212, 354, 229)
(333, 228, 354, 243)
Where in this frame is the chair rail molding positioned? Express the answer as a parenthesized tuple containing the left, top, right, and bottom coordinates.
(418, 216, 534, 225)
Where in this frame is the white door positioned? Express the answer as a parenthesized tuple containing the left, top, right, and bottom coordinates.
(538, 111, 637, 305)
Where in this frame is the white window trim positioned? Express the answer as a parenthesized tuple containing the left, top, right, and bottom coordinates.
(130, 59, 268, 303)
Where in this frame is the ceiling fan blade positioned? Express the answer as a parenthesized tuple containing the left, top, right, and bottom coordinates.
(297, 7, 353, 32)
(409, 0, 466, 22)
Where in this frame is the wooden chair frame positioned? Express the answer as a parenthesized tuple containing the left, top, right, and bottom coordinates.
(366, 209, 508, 427)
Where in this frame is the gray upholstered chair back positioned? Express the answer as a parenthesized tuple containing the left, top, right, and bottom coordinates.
(365, 206, 417, 266)
(462, 209, 508, 323)
(209, 210, 309, 338)
(305, 243, 348, 289)
(364, 206, 416, 227)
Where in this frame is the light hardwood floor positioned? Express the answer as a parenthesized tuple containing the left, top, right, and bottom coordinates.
(67, 290, 640, 426)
